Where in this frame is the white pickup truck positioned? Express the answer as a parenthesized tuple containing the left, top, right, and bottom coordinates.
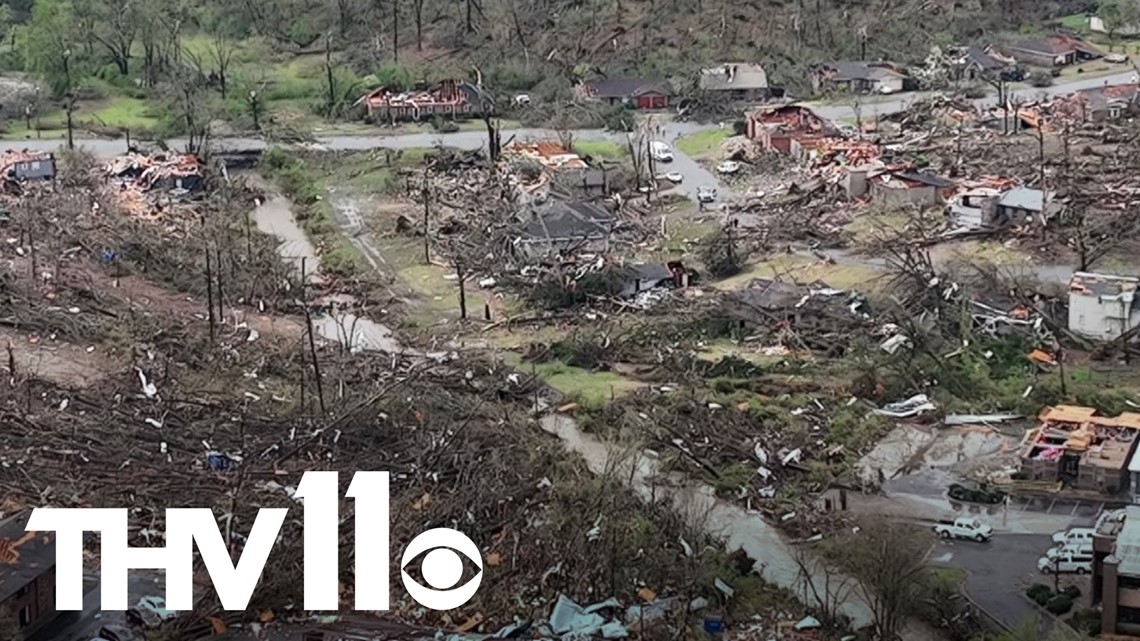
(933, 518, 993, 542)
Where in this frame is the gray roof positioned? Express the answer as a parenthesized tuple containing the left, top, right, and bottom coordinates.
(519, 199, 616, 242)
(0, 510, 56, 603)
(1070, 271, 1140, 299)
(997, 186, 1045, 212)
(699, 63, 769, 91)
(632, 263, 674, 281)
(1114, 505, 1140, 577)
(583, 76, 673, 99)
(964, 47, 1006, 71)
(818, 61, 908, 82)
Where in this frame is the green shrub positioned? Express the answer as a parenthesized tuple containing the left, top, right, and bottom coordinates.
(1071, 607, 1101, 635)
(1044, 594, 1073, 615)
(1028, 70, 1054, 87)
(1061, 585, 1081, 600)
(1026, 583, 1052, 606)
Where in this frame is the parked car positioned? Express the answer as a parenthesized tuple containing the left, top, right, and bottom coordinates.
(716, 160, 741, 174)
(933, 518, 993, 542)
(127, 595, 176, 628)
(1047, 542, 1093, 559)
(650, 141, 674, 162)
(664, 171, 683, 183)
(1106, 53, 1129, 64)
(1052, 527, 1095, 547)
(1038, 551, 1092, 574)
(696, 186, 717, 203)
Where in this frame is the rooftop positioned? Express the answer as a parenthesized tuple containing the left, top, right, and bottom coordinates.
(1114, 506, 1140, 576)
(1070, 271, 1140, 299)
(582, 76, 672, 99)
(519, 198, 617, 243)
(1009, 34, 1103, 57)
(817, 61, 908, 81)
(0, 510, 56, 603)
(699, 63, 769, 91)
(997, 186, 1047, 212)
(962, 46, 1006, 70)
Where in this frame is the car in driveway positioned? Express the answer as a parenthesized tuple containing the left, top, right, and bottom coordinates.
(1106, 53, 1129, 64)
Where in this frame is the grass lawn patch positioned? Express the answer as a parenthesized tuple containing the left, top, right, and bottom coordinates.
(1057, 13, 1089, 32)
(84, 96, 161, 131)
(573, 140, 627, 160)
(675, 128, 730, 157)
(502, 355, 643, 405)
(717, 254, 884, 292)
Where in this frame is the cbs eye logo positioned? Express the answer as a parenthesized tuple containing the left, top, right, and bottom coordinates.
(400, 528, 484, 610)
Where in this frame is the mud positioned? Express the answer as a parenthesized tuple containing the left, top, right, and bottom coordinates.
(0, 329, 110, 388)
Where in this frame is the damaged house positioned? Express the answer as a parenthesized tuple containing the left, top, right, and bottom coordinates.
(1002, 34, 1103, 67)
(0, 510, 58, 637)
(616, 262, 687, 298)
(720, 278, 870, 354)
(0, 151, 55, 182)
(698, 63, 777, 101)
(870, 170, 955, 208)
(1057, 84, 1140, 122)
(953, 46, 1013, 80)
(355, 80, 486, 121)
(578, 77, 673, 109)
(514, 198, 623, 256)
(107, 153, 205, 193)
(745, 104, 842, 156)
(1019, 405, 1140, 493)
(1069, 272, 1140, 341)
(811, 61, 912, 94)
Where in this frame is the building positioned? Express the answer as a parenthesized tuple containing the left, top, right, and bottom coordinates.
(1057, 84, 1140, 122)
(1093, 506, 1140, 634)
(504, 141, 588, 170)
(811, 61, 912, 94)
(953, 46, 1011, 80)
(993, 186, 1051, 227)
(871, 171, 955, 208)
(515, 198, 620, 255)
(1018, 405, 1140, 492)
(744, 104, 842, 156)
(617, 263, 686, 299)
(699, 63, 773, 101)
(1002, 34, 1103, 67)
(578, 77, 672, 109)
(0, 151, 55, 181)
(1069, 272, 1140, 340)
(354, 81, 485, 121)
(0, 510, 58, 637)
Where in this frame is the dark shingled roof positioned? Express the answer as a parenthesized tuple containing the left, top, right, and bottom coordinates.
(583, 76, 673, 99)
(964, 46, 1006, 71)
(520, 199, 617, 242)
(0, 510, 56, 603)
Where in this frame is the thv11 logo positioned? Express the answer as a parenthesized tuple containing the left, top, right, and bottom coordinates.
(27, 471, 482, 611)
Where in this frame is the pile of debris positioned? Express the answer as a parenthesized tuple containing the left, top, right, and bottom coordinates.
(104, 152, 206, 219)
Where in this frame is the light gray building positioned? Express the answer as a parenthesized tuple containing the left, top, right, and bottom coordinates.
(1069, 272, 1140, 340)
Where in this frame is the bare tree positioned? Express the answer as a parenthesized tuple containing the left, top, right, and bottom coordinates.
(839, 521, 932, 640)
(208, 31, 238, 100)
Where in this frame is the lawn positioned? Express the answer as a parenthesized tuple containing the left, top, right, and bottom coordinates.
(717, 254, 885, 292)
(1056, 13, 1089, 32)
(674, 128, 730, 157)
(572, 140, 627, 160)
(85, 96, 162, 131)
(502, 355, 644, 405)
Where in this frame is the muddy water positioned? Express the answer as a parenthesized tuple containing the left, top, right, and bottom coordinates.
(250, 192, 402, 354)
(540, 413, 875, 629)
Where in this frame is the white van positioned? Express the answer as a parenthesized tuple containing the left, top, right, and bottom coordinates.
(1046, 542, 1093, 559)
(1052, 527, 1095, 546)
(1038, 551, 1092, 574)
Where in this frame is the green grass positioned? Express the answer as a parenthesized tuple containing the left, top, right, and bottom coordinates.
(1057, 13, 1089, 32)
(502, 355, 643, 405)
(717, 254, 884, 292)
(572, 140, 627, 160)
(86, 96, 161, 130)
(674, 128, 730, 157)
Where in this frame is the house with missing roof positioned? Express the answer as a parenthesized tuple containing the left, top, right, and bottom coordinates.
(0, 510, 58, 637)
(1059, 83, 1140, 122)
(578, 77, 673, 109)
(810, 61, 913, 94)
(1069, 272, 1140, 340)
(870, 170, 955, 208)
(1002, 34, 1104, 67)
(1018, 405, 1140, 493)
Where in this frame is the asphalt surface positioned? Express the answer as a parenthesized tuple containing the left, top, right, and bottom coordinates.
(931, 533, 1061, 636)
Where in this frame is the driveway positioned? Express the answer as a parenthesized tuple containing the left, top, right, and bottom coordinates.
(931, 533, 1059, 635)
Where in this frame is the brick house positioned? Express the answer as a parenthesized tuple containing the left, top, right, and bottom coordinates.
(0, 510, 58, 637)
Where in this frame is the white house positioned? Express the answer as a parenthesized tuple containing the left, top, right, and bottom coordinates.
(1069, 272, 1140, 340)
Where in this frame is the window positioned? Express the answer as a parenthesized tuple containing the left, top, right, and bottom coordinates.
(17, 605, 31, 627)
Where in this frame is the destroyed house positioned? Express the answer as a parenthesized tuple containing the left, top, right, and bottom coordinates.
(811, 61, 911, 94)
(724, 279, 867, 334)
(0, 152, 55, 181)
(505, 141, 587, 170)
(1069, 272, 1140, 341)
(108, 153, 205, 193)
(0, 510, 58, 637)
(745, 104, 841, 156)
(699, 63, 773, 100)
(1019, 405, 1140, 492)
(579, 77, 673, 109)
(994, 186, 1052, 227)
(355, 81, 485, 121)
(617, 262, 686, 298)
(515, 198, 619, 254)
(1003, 34, 1103, 67)
(1060, 84, 1140, 122)
(871, 171, 955, 208)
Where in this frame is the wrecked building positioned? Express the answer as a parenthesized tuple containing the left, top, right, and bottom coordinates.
(870, 170, 955, 208)
(1019, 405, 1140, 493)
(515, 198, 622, 256)
(993, 186, 1052, 227)
(616, 262, 686, 298)
(0, 151, 55, 182)
(744, 104, 842, 156)
(1057, 84, 1140, 122)
(0, 510, 58, 637)
(354, 81, 486, 121)
(952, 46, 1013, 80)
(810, 61, 912, 94)
(1069, 272, 1140, 341)
(1002, 34, 1104, 67)
(505, 141, 588, 170)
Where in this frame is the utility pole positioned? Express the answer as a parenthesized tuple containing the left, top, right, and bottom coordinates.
(63, 49, 74, 150)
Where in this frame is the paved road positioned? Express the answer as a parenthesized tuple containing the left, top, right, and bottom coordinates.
(931, 533, 1060, 635)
